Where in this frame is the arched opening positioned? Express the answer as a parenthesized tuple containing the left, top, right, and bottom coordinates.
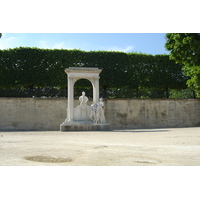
(74, 78, 93, 99)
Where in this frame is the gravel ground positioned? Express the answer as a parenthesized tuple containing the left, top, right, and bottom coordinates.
(1, 127, 200, 166)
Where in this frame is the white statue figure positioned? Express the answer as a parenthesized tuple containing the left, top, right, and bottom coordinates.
(90, 101, 97, 122)
(95, 98, 106, 124)
(79, 91, 88, 106)
(74, 91, 90, 121)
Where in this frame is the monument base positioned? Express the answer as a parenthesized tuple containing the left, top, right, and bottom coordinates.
(60, 121, 110, 131)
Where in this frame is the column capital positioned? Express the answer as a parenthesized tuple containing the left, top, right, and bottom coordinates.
(93, 76, 100, 80)
(68, 75, 74, 79)
(68, 76, 76, 85)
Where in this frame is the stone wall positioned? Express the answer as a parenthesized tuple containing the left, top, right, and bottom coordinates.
(106, 99, 200, 129)
(0, 98, 200, 130)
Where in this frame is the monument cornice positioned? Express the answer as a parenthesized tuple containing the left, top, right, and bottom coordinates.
(65, 67, 102, 74)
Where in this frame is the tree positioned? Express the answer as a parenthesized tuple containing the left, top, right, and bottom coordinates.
(0, 33, 2, 38)
(165, 33, 200, 97)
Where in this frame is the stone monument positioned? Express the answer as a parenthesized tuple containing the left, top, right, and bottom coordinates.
(60, 67, 110, 131)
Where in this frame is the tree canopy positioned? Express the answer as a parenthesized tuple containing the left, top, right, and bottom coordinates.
(165, 33, 200, 97)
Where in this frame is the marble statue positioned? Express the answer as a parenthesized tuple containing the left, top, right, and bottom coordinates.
(90, 101, 97, 122)
(90, 98, 106, 124)
(74, 91, 90, 121)
(79, 91, 88, 106)
(96, 98, 106, 124)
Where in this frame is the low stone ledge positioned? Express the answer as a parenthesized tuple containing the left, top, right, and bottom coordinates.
(60, 123, 110, 131)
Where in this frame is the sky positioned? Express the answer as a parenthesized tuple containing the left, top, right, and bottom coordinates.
(0, 33, 169, 55)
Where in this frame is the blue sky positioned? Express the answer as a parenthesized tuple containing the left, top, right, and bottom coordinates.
(0, 33, 169, 55)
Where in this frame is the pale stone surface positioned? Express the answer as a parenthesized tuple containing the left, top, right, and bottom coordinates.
(73, 105, 91, 121)
(1, 127, 200, 166)
(106, 99, 200, 129)
(0, 98, 67, 130)
(0, 98, 200, 131)
(60, 123, 110, 131)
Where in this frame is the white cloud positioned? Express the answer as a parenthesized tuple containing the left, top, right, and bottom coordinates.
(52, 42, 66, 49)
(38, 40, 70, 49)
(6, 36, 16, 41)
(0, 35, 16, 49)
(106, 45, 134, 52)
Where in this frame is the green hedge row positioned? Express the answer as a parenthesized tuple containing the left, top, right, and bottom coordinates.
(0, 47, 188, 96)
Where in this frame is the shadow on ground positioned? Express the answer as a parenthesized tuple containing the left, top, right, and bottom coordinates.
(113, 129, 170, 133)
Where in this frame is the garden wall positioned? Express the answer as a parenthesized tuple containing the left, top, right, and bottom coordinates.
(0, 98, 200, 131)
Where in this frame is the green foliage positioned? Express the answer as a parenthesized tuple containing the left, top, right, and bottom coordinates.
(0, 47, 188, 98)
(126, 53, 187, 96)
(183, 65, 200, 97)
(165, 33, 200, 66)
(165, 33, 200, 97)
(170, 89, 196, 99)
(127, 53, 153, 89)
(149, 55, 188, 90)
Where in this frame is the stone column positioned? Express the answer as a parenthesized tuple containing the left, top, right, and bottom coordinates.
(93, 76, 100, 103)
(67, 76, 74, 122)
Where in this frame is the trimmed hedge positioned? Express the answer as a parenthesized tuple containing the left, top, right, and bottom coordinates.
(0, 47, 188, 97)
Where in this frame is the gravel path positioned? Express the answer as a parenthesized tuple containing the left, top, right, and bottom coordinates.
(1, 127, 200, 166)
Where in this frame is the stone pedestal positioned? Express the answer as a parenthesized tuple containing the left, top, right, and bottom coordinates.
(60, 122, 110, 131)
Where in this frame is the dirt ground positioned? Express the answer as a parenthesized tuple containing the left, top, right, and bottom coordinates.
(0, 127, 200, 166)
